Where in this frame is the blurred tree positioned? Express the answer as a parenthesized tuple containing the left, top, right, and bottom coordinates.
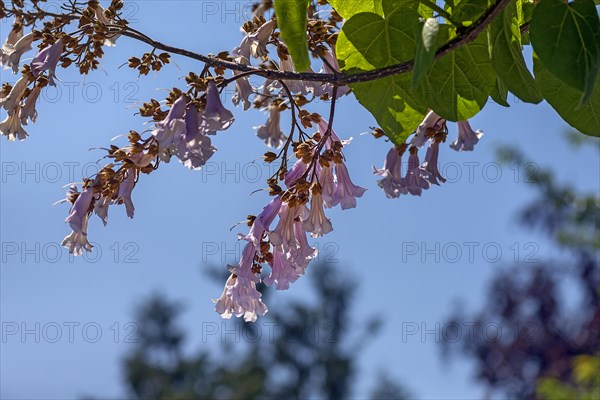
(122, 264, 411, 399)
(442, 140, 600, 399)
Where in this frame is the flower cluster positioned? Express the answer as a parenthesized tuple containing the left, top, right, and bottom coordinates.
(214, 117, 365, 321)
(1, 1, 125, 141)
(373, 111, 485, 198)
(0, 2, 492, 323)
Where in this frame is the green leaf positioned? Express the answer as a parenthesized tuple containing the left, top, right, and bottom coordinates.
(490, 76, 510, 107)
(529, 0, 600, 106)
(414, 34, 496, 121)
(489, 1, 543, 103)
(445, 0, 490, 24)
(413, 17, 440, 88)
(273, 0, 311, 71)
(337, 4, 427, 143)
(328, 0, 383, 19)
(534, 54, 600, 137)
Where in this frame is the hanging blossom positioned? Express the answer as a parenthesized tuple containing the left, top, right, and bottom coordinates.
(229, 18, 277, 110)
(177, 104, 216, 170)
(403, 147, 431, 196)
(422, 131, 447, 186)
(213, 242, 268, 322)
(215, 117, 366, 321)
(0, 32, 36, 74)
(256, 102, 287, 149)
(61, 186, 94, 256)
(202, 80, 234, 133)
(450, 120, 484, 151)
(317, 119, 366, 209)
(373, 144, 408, 198)
(31, 39, 64, 86)
(412, 110, 446, 148)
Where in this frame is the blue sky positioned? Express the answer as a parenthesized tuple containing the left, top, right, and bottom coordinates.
(1, 1, 599, 399)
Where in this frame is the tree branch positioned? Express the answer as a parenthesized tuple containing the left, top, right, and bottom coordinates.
(116, 0, 511, 85)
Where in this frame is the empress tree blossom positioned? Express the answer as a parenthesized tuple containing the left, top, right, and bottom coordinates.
(31, 40, 64, 85)
(412, 110, 445, 148)
(450, 120, 484, 151)
(1, 76, 28, 114)
(1, 17, 23, 56)
(264, 247, 300, 290)
(0, 107, 28, 141)
(278, 55, 314, 95)
(152, 96, 187, 158)
(202, 81, 234, 133)
(422, 136, 446, 185)
(20, 85, 41, 125)
(94, 196, 111, 226)
(214, 242, 267, 322)
(289, 221, 318, 271)
(116, 170, 136, 218)
(177, 104, 216, 169)
(242, 196, 283, 250)
(404, 147, 431, 196)
(62, 186, 94, 256)
(284, 159, 309, 187)
(373, 145, 407, 198)
(332, 163, 366, 210)
(231, 56, 253, 110)
(269, 202, 305, 251)
(320, 165, 337, 208)
(303, 187, 333, 238)
(2, 32, 36, 73)
(256, 104, 287, 149)
(233, 19, 276, 61)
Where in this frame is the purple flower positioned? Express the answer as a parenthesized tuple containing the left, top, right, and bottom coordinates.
(20, 85, 41, 125)
(412, 110, 445, 148)
(373, 145, 407, 198)
(269, 203, 303, 250)
(284, 159, 309, 188)
(65, 187, 94, 233)
(0, 32, 35, 74)
(177, 104, 216, 169)
(61, 216, 93, 256)
(1, 76, 28, 115)
(303, 191, 333, 238)
(231, 55, 253, 110)
(450, 120, 484, 151)
(202, 81, 234, 133)
(422, 138, 446, 185)
(152, 96, 187, 149)
(214, 242, 268, 322)
(289, 221, 317, 271)
(232, 19, 276, 61)
(264, 246, 299, 290)
(0, 108, 28, 141)
(404, 147, 431, 196)
(317, 118, 345, 147)
(332, 163, 366, 210)
(94, 195, 111, 226)
(31, 40, 63, 86)
(256, 104, 286, 149)
(243, 196, 283, 250)
(318, 164, 337, 208)
(116, 170, 136, 218)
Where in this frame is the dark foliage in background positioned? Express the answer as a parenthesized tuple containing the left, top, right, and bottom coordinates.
(443, 138, 600, 399)
(122, 264, 410, 400)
